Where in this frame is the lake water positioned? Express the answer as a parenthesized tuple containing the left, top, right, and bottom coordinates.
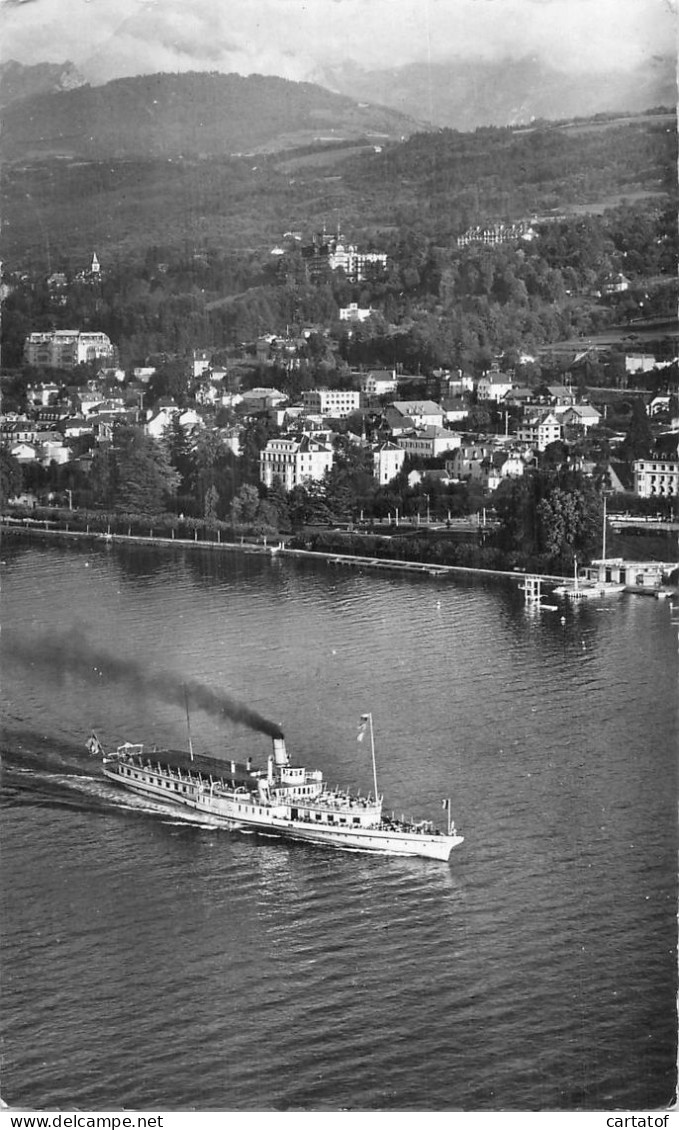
(1, 538, 677, 1111)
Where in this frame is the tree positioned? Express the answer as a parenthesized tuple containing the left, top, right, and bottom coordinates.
(263, 479, 291, 532)
(618, 399, 654, 462)
(240, 415, 280, 484)
(89, 445, 118, 510)
(536, 478, 602, 570)
(114, 426, 181, 515)
(0, 449, 22, 504)
(231, 483, 260, 525)
(204, 484, 219, 522)
(166, 415, 194, 492)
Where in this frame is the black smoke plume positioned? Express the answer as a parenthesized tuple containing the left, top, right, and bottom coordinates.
(5, 630, 283, 738)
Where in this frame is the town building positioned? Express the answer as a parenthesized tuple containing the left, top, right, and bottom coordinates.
(373, 442, 406, 485)
(480, 450, 527, 492)
(558, 404, 601, 432)
(477, 369, 514, 403)
(361, 370, 398, 397)
(24, 330, 116, 370)
(442, 398, 469, 425)
(390, 401, 444, 429)
(625, 353, 658, 374)
(240, 388, 287, 413)
(339, 304, 374, 323)
(192, 350, 213, 379)
(396, 427, 461, 459)
(516, 411, 563, 451)
(259, 435, 334, 491)
(302, 389, 361, 419)
(633, 458, 679, 498)
(446, 443, 495, 481)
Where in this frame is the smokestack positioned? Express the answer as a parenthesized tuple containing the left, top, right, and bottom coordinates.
(273, 737, 288, 767)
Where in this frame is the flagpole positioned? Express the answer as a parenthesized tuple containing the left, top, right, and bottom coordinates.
(368, 712, 379, 802)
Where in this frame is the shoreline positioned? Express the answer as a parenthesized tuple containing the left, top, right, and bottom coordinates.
(0, 519, 569, 584)
(4, 520, 675, 596)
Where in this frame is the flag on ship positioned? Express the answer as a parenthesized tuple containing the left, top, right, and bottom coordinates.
(442, 799, 450, 810)
(357, 714, 370, 742)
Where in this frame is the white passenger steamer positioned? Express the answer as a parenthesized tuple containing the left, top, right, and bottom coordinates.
(88, 714, 463, 862)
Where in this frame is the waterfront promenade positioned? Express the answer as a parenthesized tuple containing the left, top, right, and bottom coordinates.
(0, 517, 569, 586)
(4, 517, 675, 595)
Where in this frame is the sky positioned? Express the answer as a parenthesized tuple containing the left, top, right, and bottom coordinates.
(0, 0, 676, 84)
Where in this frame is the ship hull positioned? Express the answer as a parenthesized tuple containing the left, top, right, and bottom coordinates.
(101, 762, 462, 861)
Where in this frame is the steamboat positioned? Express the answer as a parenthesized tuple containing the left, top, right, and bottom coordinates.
(88, 714, 463, 862)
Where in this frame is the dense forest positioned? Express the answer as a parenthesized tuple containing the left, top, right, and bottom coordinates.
(1, 107, 675, 268)
(2, 198, 676, 376)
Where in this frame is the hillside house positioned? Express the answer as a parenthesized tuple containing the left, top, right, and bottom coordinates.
(559, 404, 601, 432)
(477, 371, 514, 403)
(339, 304, 374, 322)
(192, 349, 213, 379)
(361, 369, 397, 394)
(602, 273, 631, 295)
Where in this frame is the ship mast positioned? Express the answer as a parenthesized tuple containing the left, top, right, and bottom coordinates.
(184, 684, 194, 762)
(366, 712, 379, 801)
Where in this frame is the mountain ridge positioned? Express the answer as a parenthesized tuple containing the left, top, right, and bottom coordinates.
(0, 71, 421, 161)
(312, 55, 678, 131)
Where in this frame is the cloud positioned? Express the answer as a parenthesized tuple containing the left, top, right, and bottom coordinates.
(0, 0, 675, 82)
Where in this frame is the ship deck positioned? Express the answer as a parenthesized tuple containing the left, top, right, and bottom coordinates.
(118, 746, 259, 787)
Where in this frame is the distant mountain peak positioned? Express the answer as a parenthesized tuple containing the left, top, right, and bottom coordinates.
(0, 59, 87, 109)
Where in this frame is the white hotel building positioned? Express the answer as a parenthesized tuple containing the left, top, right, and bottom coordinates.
(24, 330, 116, 370)
(260, 436, 334, 491)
